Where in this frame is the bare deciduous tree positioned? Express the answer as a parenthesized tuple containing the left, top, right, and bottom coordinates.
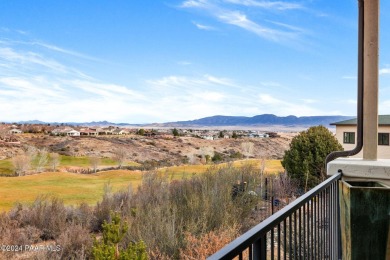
(258, 158, 266, 192)
(12, 154, 31, 176)
(89, 156, 101, 173)
(241, 142, 254, 159)
(199, 146, 214, 164)
(187, 153, 199, 165)
(259, 158, 266, 175)
(36, 148, 49, 173)
(273, 172, 298, 199)
(49, 153, 60, 172)
(25, 145, 38, 164)
(112, 148, 128, 169)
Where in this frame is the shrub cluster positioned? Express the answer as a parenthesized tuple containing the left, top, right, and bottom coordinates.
(0, 164, 295, 259)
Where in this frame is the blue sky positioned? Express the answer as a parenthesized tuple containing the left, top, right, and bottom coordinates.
(0, 0, 390, 123)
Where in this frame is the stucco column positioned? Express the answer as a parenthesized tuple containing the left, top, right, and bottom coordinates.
(363, 0, 379, 160)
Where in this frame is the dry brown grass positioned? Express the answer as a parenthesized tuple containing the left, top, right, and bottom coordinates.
(179, 225, 240, 259)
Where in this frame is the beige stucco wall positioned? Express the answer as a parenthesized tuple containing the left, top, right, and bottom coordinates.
(335, 125, 390, 159)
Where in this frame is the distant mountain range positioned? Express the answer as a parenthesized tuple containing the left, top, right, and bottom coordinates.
(11, 114, 353, 128)
(161, 114, 354, 127)
(14, 120, 142, 127)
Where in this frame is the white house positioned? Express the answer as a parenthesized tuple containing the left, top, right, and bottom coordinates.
(9, 129, 22, 134)
(331, 115, 390, 158)
(51, 127, 80, 136)
(112, 128, 128, 135)
(67, 129, 80, 136)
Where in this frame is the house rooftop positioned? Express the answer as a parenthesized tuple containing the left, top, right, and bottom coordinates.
(331, 115, 390, 126)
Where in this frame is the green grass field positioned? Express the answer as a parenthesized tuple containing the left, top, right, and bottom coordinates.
(0, 170, 143, 211)
(59, 155, 117, 167)
(0, 159, 14, 175)
(0, 155, 140, 176)
(0, 159, 283, 212)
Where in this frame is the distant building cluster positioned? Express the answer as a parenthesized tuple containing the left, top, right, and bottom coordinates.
(50, 126, 131, 136)
(0, 122, 279, 141)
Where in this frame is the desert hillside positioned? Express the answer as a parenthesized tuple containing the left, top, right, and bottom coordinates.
(0, 133, 294, 167)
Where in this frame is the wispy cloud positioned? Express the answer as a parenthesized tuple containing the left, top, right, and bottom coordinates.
(0, 38, 101, 62)
(0, 47, 70, 74)
(177, 60, 192, 65)
(265, 20, 306, 33)
(224, 0, 303, 10)
(0, 27, 347, 123)
(192, 21, 217, 30)
(30, 41, 102, 62)
(217, 10, 296, 41)
(180, 0, 306, 43)
(380, 68, 390, 75)
(0, 36, 151, 122)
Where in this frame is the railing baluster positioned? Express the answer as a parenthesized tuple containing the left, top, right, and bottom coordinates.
(324, 189, 326, 259)
(325, 188, 330, 259)
(318, 192, 321, 259)
(328, 187, 330, 259)
(289, 215, 292, 260)
(324, 188, 329, 259)
(320, 191, 323, 259)
(294, 211, 297, 259)
(271, 227, 275, 259)
(311, 197, 314, 259)
(303, 202, 306, 259)
(329, 185, 333, 259)
(337, 179, 342, 259)
(283, 219, 287, 260)
(308, 200, 310, 260)
(331, 184, 335, 259)
(314, 195, 317, 259)
(322, 191, 325, 259)
(277, 223, 281, 260)
(307, 202, 310, 260)
(298, 208, 302, 259)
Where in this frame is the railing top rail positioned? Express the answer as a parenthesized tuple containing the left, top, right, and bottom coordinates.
(207, 172, 342, 260)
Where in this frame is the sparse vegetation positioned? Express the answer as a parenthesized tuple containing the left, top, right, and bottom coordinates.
(92, 211, 147, 259)
(0, 128, 295, 258)
(0, 161, 295, 259)
(89, 156, 101, 173)
(112, 147, 128, 169)
(241, 141, 254, 159)
(172, 128, 179, 137)
(49, 152, 60, 171)
(12, 154, 31, 176)
(137, 129, 145, 136)
(35, 148, 49, 173)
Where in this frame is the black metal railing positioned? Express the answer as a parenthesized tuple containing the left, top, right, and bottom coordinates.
(208, 172, 342, 260)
